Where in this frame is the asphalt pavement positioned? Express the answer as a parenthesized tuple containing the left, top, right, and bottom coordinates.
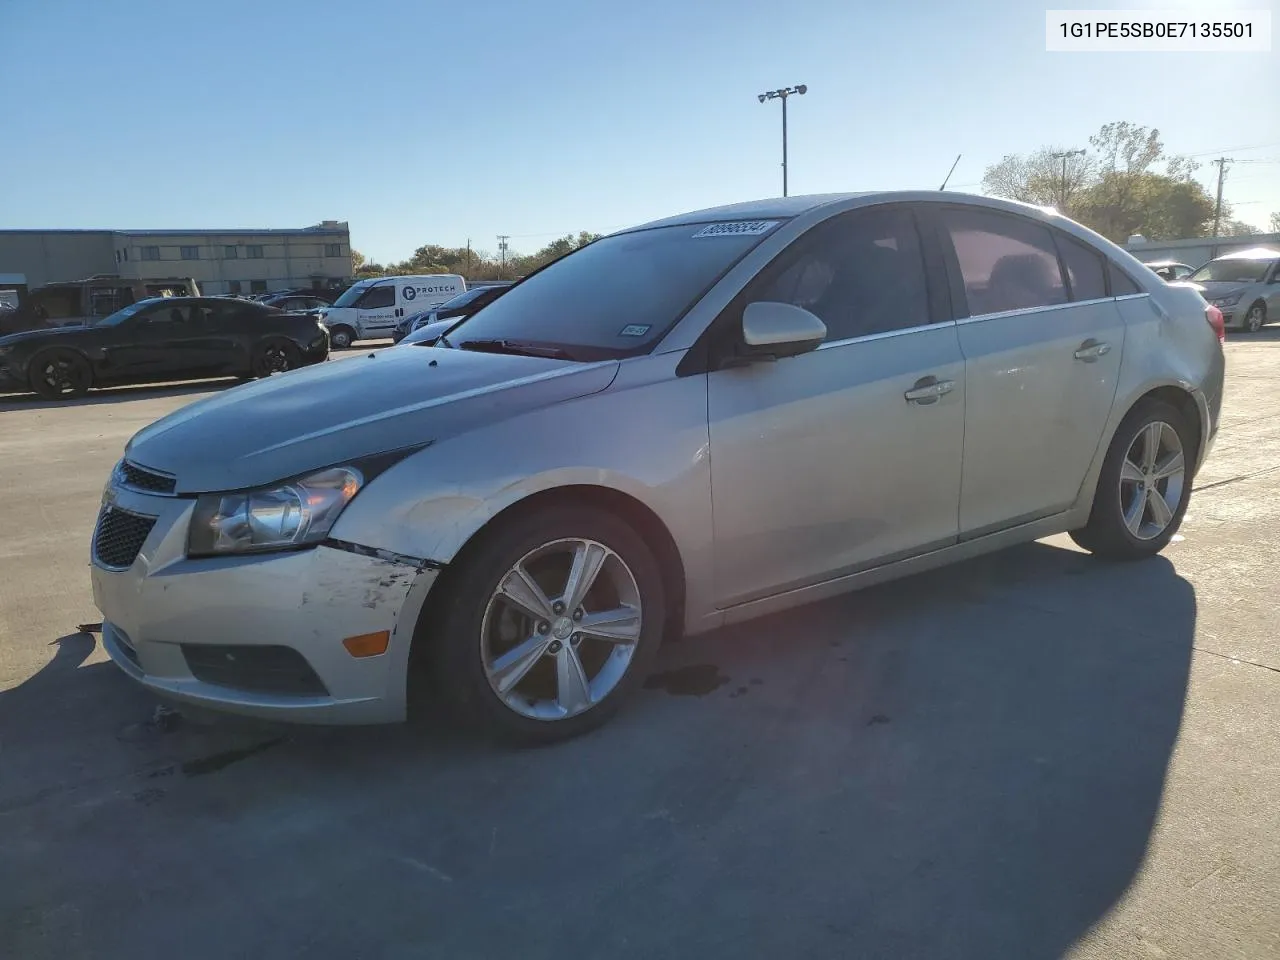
(1, 336, 1278, 959)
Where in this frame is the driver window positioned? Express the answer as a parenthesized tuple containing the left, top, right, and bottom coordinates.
(137, 303, 190, 325)
(747, 206, 931, 342)
(357, 285, 395, 309)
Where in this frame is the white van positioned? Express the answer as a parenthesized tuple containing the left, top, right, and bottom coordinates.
(319, 275, 466, 347)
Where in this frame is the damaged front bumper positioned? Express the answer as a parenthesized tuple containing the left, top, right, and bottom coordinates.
(90, 485, 438, 725)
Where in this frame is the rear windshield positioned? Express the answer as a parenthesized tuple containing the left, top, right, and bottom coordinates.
(447, 221, 783, 360)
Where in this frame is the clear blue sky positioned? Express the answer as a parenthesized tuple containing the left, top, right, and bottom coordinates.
(1, 0, 1276, 263)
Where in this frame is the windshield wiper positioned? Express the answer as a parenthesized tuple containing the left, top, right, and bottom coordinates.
(456, 339, 576, 360)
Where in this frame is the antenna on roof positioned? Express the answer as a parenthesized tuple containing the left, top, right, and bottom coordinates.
(939, 154, 962, 191)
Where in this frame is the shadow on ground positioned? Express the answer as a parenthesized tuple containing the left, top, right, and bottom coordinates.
(0, 379, 238, 410)
(0, 541, 1195, 959)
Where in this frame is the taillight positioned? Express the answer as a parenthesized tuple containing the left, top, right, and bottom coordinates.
(1205, 304, 1225, 343)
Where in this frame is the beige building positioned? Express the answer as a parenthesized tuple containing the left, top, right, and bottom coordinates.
(0, 221, 352, 295)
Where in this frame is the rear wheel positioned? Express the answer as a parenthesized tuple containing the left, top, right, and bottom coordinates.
(251, 338, 301, 377)
(1243, 301, 1266, 333)
(1070, 400, 1193, 560)
(424, 505, 665, 744)
(29, 348, 92, 400)
(329, 325, 355, 349)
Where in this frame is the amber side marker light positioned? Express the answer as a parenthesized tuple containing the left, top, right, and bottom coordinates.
(343, 630, 390, 658)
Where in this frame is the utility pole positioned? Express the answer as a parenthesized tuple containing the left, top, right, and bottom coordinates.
(1211, 158, 1232, 238)
(465, 239, 472, 277)
(757, 85, 808, 197)
(1050, 149, 1086, 211)
(496, 235, 510, 278)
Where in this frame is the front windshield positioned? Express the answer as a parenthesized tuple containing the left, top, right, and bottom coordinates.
(92, 299, 157, 326)
(447, 222, 782, 360)
(331, 281, 373, 307)
(1189, 259, 1273, 284)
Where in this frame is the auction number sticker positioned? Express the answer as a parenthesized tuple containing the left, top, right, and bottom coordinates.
(1047, 9, 1271, 51)
(692, 220, 780, 239)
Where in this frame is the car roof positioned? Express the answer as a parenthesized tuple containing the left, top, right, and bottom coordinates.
(619, 191, 1062, 234)
(1216, 247, 1280, 261)
(1144, 260, 1190, 268)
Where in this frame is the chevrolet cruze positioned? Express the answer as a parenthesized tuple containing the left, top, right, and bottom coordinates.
(91, 192, 1224, 743)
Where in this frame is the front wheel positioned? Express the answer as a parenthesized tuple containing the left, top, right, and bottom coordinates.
(1070, 400, 1194, 560)
(1243, 302, 1266, 334)
(424, 505, 666, 744)
(329, 325, 355, 349)
(29, 348, 92, 400)
(251, 338, 301, 377)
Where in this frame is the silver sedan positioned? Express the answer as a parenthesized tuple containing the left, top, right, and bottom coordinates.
(90, 191, 1224, 743)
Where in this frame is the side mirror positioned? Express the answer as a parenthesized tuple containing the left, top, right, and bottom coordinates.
(738, 301, 827, 361)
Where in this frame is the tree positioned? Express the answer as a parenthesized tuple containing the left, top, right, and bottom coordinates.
(983, 122, 1216, 242)
(1219, 219, 1262, 237)
(351, 249, 366, 272)
(1270, 211, 1280, 233)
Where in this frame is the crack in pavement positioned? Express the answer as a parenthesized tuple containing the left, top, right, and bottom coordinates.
(1192, 646, 1280, 675)
(1193, 463, 1280, 493)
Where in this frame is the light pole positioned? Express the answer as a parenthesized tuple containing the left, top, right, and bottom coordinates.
(758, 85, 807, 197)
(1050, 149, 1086, 211)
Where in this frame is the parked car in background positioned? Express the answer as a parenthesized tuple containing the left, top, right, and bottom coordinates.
(318, 275, 466, 347)
(395, 315, 457, 346)
(88, 192, 1222, 744)
(391, 282, 513, 342)
(1183, 248, 1280, 333)
(0, 296, 328, 399)
(261, 293, 332, 313)
(1144, 260, 1195, 282)
(1, 276, 200, 334)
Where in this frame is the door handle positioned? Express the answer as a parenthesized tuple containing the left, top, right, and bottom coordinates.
(1073, 339, 1111, 362)
(904, 376, 955, 405)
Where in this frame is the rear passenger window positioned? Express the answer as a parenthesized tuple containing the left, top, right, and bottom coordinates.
(939, 208, 1067, 316)
(1056, 234, 1107, 301)
(748, 206, 931, 341)
(1110, 264, 1142, 296)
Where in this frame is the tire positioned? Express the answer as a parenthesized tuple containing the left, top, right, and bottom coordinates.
(1070, 399, 1194, 561)
(251, 338, 301, 377)
(1243, 301, 1265, 334)
(28, 348, 92, 400)
(423, 504, 666, 745)
(329, 325, 355, 349)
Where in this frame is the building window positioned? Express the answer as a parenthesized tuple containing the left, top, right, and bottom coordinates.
(123, 248, 128, 261)
(324, 243, 343, 258)
(115, 250, 121, 263)
(224, 245, 238, 259)
(250, 280, 268, 293)
(141, 245, 160, 261)
(229, 280, 242, 295)
(247, 245, 264, 259)
(180, 245, 200, 260)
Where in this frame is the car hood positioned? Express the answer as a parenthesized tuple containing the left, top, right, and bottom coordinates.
(125, 347, 620, 494)
(1184, 281, 1251, 298)
(0, 325, 89, 348)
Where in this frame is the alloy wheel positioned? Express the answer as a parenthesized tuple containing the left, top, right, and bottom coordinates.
(41, 358, 81, 395)
(1119, 420, 1185, 541)
(263, 346, 291, 373)
(1245, 305, 1264, 333)
(480, 538, 643, 721)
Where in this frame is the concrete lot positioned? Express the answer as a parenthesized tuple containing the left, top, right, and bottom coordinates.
(1, 336, 1278, 959)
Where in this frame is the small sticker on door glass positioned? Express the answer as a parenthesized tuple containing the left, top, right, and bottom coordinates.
(692, 220, 779, 239)
(618, 324, 651, 337)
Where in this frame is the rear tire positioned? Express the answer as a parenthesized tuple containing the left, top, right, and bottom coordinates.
(28, 348, 91, 400)
(251, 338, 301, 377)
(423, 505, 666, 745)
(1244, 301, 1266, 334)
(1069, 399, 1194, 561)
(329, 325, 355, 349)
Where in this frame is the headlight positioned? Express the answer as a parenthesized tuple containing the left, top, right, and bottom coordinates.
(1212, 293, 1242, 307)
(188, 466, 362, 556)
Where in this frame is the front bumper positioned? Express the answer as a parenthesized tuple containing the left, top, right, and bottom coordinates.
(91, 483, 436, 724)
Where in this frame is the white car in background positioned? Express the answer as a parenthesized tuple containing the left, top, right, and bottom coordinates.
(319, 274, 466, 347)
(1182, 248, 1280, 333)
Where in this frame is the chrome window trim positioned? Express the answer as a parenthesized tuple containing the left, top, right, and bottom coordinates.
(955, 293, 1149, 326)
(815, 320, 952, 350)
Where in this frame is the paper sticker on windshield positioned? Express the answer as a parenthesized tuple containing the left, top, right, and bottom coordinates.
(619, 324, 651, 337)
(692, 220, 779, 239)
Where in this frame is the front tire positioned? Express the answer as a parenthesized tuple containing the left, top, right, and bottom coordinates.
(329, 325, 355, 349)
(29, 348, 92, 400)
(1243, 301, 1266, 333)
(424, 505, 666, 745)
(1070, 400, 1194, 560)
(251, 338, 301, 377)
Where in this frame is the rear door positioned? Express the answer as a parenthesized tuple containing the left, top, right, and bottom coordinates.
(932, 205, 1125, 537)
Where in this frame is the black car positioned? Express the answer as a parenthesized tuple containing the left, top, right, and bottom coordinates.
(0, 297, 329, 400)
(390, 283, 512, 342)
(260, 293, 333, 313)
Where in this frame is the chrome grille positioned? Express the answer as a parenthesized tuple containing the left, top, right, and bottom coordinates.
(93, 507, 156, 569)
(117, 460, 176, 495)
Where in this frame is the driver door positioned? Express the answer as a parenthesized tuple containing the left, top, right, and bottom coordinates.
(706, 204, 965, 608)
(103, 302, 211, 380)
(354, 283, 398, 339)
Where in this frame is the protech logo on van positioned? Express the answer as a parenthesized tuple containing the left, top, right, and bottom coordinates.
(405, 282, 462, 298)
